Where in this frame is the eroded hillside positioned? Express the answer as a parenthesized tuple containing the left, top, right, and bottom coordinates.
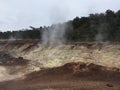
(0, 40, 120, 90)
(0, 40, 120, 68)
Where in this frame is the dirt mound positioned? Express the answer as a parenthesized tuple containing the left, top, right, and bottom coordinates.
(25, 62, 120, 81)
(0, 62, 120, 90)
(61, 62, 104, 73)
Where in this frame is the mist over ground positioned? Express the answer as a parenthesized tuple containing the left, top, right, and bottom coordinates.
(0, 10, 120, 43)
(0, 1, 120, 89)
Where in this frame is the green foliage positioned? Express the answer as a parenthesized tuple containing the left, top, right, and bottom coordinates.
(66, 9, 120, 42)
(0, 9, 120, 42)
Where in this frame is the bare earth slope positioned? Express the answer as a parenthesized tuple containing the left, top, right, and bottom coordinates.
(0, 62, 120, 90)
(0, 40, 120, 90)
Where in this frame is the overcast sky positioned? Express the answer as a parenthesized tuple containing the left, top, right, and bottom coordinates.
(0, 0, 120, 31)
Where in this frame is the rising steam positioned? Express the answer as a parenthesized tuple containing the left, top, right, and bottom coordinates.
(42, 5, 69, 45)
(95, 23, 108, 42)
(42, 23, 67, 45)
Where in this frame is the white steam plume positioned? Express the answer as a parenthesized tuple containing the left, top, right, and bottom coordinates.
(8, 35, 16, 41)
(42, 5, 69, 45)
(95, 23, 108, 42)
(42, 24, 67, 45)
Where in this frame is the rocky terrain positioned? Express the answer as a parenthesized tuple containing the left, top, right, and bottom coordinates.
(0, 62, 120, 90)
(0, 40, 120, 90)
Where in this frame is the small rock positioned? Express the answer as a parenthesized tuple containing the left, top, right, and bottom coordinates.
(18, 57, 23, 60)
(106, 84, 113, 87)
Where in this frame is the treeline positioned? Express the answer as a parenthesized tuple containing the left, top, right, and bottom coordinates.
(67, 9, 120, 42)
(0, 27, 42, 39)
(0, 9, 120, 42)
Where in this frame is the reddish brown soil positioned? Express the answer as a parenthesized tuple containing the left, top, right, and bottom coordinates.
(0, 62, 120, 90)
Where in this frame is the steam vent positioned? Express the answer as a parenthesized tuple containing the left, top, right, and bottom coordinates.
(0, 1, 120, 89)
(0, 39, 119, 90)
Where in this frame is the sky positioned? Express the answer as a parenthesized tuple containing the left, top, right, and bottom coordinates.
(0, 0, 120, 31)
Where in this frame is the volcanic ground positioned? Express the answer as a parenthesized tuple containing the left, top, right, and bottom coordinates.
(0, 40, 120, 90)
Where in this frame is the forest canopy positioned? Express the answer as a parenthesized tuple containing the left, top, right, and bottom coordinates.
(0, 9, 120, 42)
